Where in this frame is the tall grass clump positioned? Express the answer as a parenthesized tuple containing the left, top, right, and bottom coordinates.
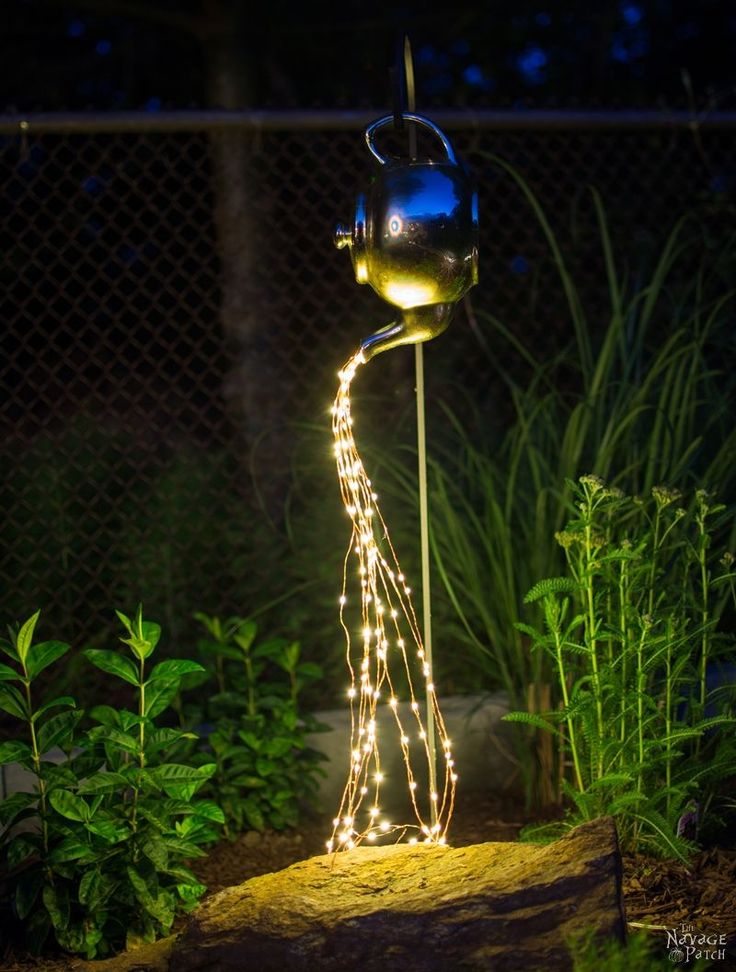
(396, 176, 736, 798)
(354, 169, 736, 805)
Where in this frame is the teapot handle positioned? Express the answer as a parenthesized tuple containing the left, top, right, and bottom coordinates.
(365, 113, 457, 166)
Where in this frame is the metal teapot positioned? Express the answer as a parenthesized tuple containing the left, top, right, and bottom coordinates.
(335, 112, 478, 360)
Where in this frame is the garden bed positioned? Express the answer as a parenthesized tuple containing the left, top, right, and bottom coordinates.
(3, 789, 734, 970)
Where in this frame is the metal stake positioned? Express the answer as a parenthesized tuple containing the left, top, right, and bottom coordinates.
(400, 35, 439, 827)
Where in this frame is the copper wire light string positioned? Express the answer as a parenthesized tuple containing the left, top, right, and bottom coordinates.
(326, 351, 456, 852)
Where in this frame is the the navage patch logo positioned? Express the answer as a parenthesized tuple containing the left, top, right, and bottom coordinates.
(666, 921, 728, 964)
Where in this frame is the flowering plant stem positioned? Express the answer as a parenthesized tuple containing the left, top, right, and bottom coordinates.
(505, 476, 736, 858)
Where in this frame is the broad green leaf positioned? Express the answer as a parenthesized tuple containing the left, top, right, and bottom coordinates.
(193, 611, 220, 639)
(126, 922, 157, 951)
(238, 731, 261, 751)
(142, 678, 179, 718)
(48, 836, 97, 865)
(86, 725, 140, 755)
(137, 804, 169, 832)
(0, 638, 19, 663)
(243, 798, 265, 831)
(118, 708, 145, 731)
(140, 834, 169, 869)
(296, 661, 322, 679)
(233, 621, 257, 653)
(0, 683, 28, 720)
(56, 925, 88, 956)
(162, 836, 207, 858)
(88, 704, 120, 727)
(49, 788, 90, 823)
(7, 834, 38, 868)
(77, 770, 129, 794)
(15, 870, 43, 920)
(118, 610, 160, 661)
(32, 696, 76, 723)
(0, 661, 19, 681)
(176, 882, 206, 903)
(141, 620, 161, 652)
(68, 751, 105, 778)
(115, 608, 132, 630)
(16, 611, 41, 667)
(40, 762, 77, 788)
(84, 649, 139, 686)
(255, 758, 277, 777)
(87, 818, 124, 842)
(26, 640, 70, 680)
(78, 869, 100, 907)
(164, 864, 198, 884)
(145, 727, 197, 755)
(264, 738, 294, 759)
(126, 866, 173, 925)
(37, 709, 83, 755)
(153, 762, 216, 800)
(0, 790, 37, 826)
(147, 659, 204, 682)
(280, 641, 301, 671)
(191, 800, 226, 824)
(0, 739, 33, 765)
(42, 882, 70, 932)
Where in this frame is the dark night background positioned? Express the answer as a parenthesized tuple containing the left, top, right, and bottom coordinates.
(1, 0, 735, 654)
(3, 0, 736, 112)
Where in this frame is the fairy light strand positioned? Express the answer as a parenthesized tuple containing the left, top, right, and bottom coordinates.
(326, 349, 457, 853)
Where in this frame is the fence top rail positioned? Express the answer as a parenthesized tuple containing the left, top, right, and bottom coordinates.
(2, 108, 736, 135)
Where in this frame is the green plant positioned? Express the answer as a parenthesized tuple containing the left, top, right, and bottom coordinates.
(186, 613, 327, 836)
(505, 476, 736, 859)
(567, 929, 710, 972)
(0, 608, 223, 958)
(372, 182, 736, 803)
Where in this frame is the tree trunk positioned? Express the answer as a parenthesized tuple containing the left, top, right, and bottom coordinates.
(203, 1, 289, 515)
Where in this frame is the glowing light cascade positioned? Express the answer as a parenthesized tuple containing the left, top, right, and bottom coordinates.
(327, 349, 457, 852)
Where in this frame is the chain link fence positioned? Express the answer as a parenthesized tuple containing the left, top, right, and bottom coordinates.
(1, 110, 734, 650)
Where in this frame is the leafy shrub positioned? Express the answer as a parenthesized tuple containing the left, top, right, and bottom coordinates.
(184, 613, 327, 836)
(0, 607, 222, 958)
(505, 477, 736, 858)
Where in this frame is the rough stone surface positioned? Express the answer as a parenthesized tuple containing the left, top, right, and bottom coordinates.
(168, 817, 625, 972)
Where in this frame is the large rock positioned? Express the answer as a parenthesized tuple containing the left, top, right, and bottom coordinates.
(169, 817, 625, 972)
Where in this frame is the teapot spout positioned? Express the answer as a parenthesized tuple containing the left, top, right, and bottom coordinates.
(360, 303, 455, 361)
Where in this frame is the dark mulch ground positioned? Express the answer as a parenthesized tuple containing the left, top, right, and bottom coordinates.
(3, 790, 735, 970)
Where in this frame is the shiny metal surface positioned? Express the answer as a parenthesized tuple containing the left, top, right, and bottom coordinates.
(335, 112, 478, 359)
